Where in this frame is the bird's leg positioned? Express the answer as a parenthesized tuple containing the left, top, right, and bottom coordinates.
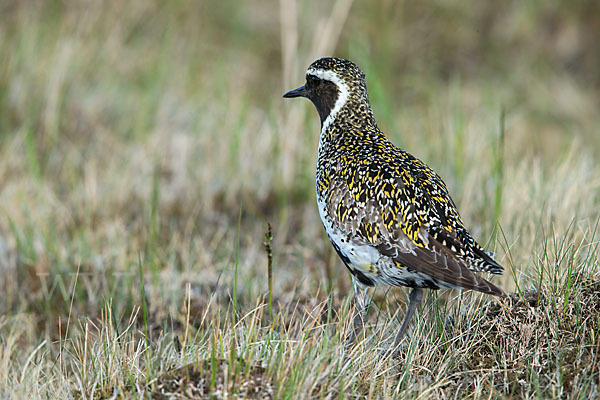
(393, 287, 423, 349)
(346, 276, 370, 346)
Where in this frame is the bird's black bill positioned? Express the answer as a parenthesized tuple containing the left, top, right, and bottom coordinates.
(283, 85, 307, 98)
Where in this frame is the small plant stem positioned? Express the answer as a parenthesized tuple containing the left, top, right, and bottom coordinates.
(264, 222, 274, 320)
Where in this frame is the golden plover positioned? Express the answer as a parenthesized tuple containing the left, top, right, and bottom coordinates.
(283, 57, 506, 349)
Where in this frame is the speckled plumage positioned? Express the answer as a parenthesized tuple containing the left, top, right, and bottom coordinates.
(284, 57, 505, 345)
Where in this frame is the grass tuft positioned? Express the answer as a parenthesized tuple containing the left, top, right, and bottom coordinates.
(0, 1, 599, 398)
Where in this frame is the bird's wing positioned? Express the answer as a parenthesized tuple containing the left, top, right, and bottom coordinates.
(400, 155, 504, 275)
(325, 154, 504, 296)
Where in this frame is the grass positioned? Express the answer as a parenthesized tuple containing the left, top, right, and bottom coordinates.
(0, 0, 599, 398)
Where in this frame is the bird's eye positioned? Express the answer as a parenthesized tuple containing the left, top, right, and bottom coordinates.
(307, 75, 321, 85)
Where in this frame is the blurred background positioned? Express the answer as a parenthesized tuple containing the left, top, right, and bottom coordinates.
(0, 0, 599, 331)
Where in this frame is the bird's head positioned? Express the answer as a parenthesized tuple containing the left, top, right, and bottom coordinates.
(283, 57, 370, 126)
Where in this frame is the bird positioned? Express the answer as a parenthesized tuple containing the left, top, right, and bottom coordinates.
(283, 57, 506, 350)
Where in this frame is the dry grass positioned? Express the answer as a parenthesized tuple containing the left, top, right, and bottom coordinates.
(0, 0, 599, 398)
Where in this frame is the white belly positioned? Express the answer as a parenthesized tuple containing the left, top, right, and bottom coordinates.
(316, 197, 381, 274)
(316, 197, 455, 290)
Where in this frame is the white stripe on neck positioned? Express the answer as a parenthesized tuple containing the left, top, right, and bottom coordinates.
(306, 68, 350, 135)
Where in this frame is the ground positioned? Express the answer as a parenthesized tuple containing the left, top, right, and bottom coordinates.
(0, 1, 599, 398)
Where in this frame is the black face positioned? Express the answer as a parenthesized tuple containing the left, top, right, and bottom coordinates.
(283, 75, 339, 124)
(305, 75, 339, 123)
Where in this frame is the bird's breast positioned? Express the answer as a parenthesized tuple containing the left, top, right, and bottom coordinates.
(316, 195, 381, 276)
